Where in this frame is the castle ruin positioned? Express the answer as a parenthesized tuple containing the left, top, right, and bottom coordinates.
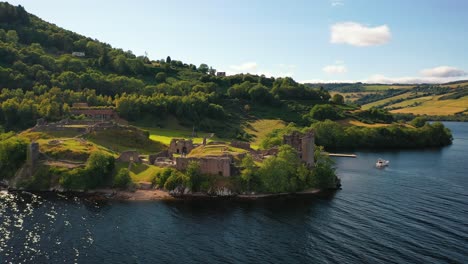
(283, 130, 315, 167)
(169, 139, 194, 156)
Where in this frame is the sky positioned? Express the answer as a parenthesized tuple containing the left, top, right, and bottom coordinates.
(7, 0, 468, 83)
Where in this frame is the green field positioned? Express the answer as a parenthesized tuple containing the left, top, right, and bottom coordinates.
(188, 144, 247, 158)
(243, 119, 286, 149)
(440, 82, 468, 88)
(363, 85, 414, 91)
(391, 95, 468, 115)
(85, 128, 165, 154)
(362, 92, 415, 109)
(385, 95, 434, 109)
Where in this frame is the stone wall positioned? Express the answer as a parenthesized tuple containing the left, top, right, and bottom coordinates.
(117, 150, 141, 163)
(230, 141, 251, 150)
(175, 156, 232, 177)
(148, 150, 170, 164)
(169, 139, 194, 155)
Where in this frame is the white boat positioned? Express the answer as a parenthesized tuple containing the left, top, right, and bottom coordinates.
(376, 158, 389, 168)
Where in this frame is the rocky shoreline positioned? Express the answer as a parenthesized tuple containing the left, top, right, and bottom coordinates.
(1, 186, 334, 202)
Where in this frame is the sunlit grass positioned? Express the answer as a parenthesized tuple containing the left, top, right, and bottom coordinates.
(243, 119, 286, 149)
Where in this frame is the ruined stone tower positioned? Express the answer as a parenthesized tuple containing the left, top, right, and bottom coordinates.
(28, 142, 40, 169)
(283, 130, 315, 167)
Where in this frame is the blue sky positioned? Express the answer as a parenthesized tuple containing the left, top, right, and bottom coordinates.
(8, 0, 468, 83)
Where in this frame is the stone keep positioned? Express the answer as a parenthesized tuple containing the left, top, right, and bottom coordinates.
(283, 130, 315, 167)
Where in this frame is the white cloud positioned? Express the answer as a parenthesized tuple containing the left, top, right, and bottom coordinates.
(229, 62, 258, 73)
(227, 62, 295, 77)
(323, 65, 347, 74)
(302, 65, 468, 84)
(420, 66, 467, 78)
(366, 74, 467, 84)
(331, 0, 344, 7)
(331, 22, 391, 47)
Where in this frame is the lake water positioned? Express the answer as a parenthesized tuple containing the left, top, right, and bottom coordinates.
(1, 122, 467, 264)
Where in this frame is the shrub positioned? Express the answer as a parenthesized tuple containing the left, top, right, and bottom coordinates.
(0, 135, 28, 179)
(114, 168, 131, 189)
(163, 170, 185, 190)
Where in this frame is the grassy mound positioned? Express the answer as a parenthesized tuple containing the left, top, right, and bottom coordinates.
(85, 126, 165, 154)
(188, 144, 248, 158)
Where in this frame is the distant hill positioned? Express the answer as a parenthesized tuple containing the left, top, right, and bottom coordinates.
(305, 81, 468, 116)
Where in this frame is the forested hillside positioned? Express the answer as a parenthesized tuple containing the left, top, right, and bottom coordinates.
(0, 2, 330, 137)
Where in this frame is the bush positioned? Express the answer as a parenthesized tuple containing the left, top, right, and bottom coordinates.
(163, 170, 185, 190)
(60, 152, 115, 190)
(306, 104, 344, 121)
(114, 168, 131, 189)
(0, 135, 28, 179)
(153, 167, 174, 187)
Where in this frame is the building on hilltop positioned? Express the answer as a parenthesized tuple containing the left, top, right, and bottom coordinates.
(72, 51, 85, 57)
(216, 72, 226, 77)
(283, 130, 315, 167)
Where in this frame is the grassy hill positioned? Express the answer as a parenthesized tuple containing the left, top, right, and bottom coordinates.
(310, 81, 468, 117)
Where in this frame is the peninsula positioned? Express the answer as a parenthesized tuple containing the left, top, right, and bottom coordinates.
(0, 3, 455, 198)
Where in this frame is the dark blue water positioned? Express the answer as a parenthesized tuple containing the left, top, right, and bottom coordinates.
(1, 122, 467, 264)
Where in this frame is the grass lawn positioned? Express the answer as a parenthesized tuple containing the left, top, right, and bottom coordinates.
(115, 162, 165, 182)
(36, 138, 114, 161)
(85, 128, 165, 154)
(187, 144, 248, 158)
(243, 119, 286, 149)
(133, 116, 228, 145)
(141, 126, 226, 145)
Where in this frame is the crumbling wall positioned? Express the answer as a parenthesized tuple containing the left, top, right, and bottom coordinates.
(169, 139, 194, 155)
(230, 141, 251, 150)
(176, 156, 231, 177)
(283, 130, 315, 167)
(117, 150, 141, 163)
(149, 150, 170, 164)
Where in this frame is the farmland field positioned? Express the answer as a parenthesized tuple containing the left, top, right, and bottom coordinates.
(390, 95, 468, 115)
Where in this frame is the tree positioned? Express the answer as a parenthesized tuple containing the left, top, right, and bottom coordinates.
(85, 152, 115, 188)
(5, 30, 19, 44)
(258, 145, 301, 193)
(166, 56, 171, 64)
(311, 146, 337, 189)
(113, 168, 132, 189)
(209, 66, 216, 75)
(411, 116, 427, 128)
(307, 104, 343, 121)
(331, 94, 344, 105)
(199, 63, 209, 74)
(240, 154, 257, 191)
(185, 161, 202, 191)
(155, 72, 167, 83)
